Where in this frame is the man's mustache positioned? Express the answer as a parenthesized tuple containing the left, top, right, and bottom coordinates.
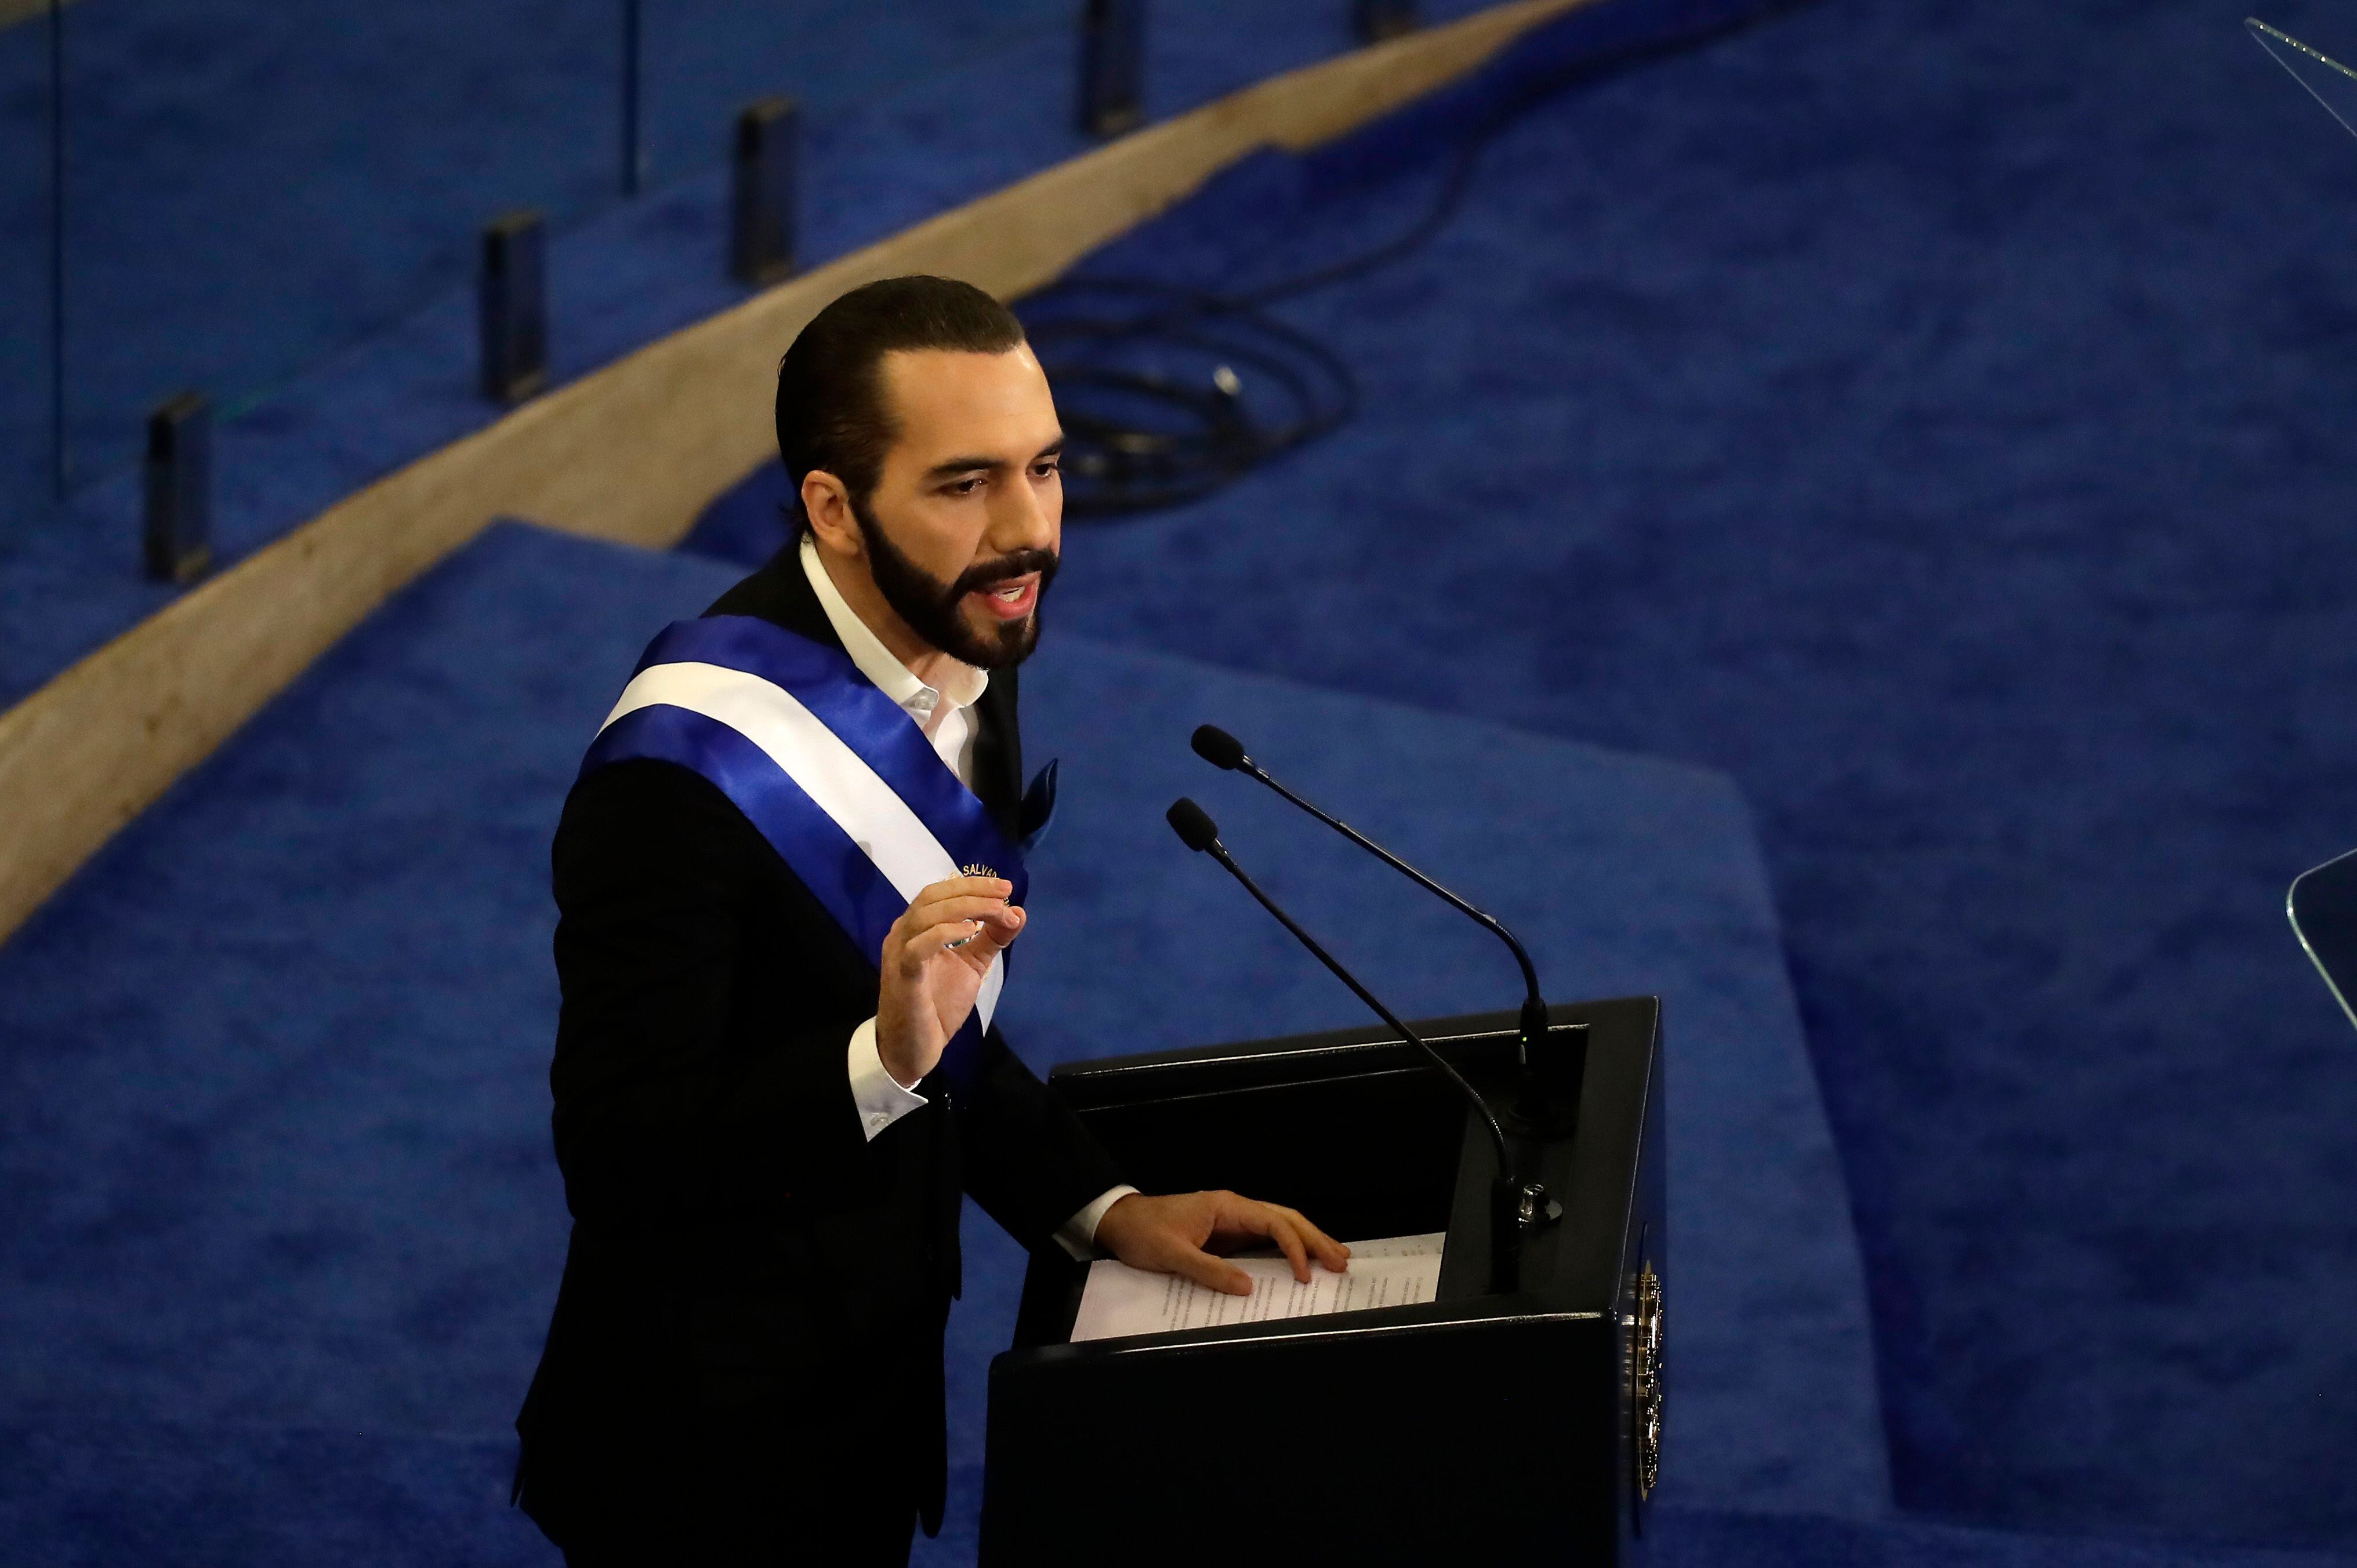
(948, 549, 1060, 601)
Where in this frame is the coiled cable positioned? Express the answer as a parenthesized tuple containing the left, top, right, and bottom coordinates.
(1023, 2, 1805, 518)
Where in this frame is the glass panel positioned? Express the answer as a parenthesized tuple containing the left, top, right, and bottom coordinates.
(1152, 1, 1508, 117)
(639, 3, 1420, 260)
(59, 0, 619, 486)
(0, 3, 55, 527)
(639, 1, 1074, 216)
(2247, 18, 2357, 141)
(2290, 848, 2357, 1033)
(15, 1, 1455, 534)
(1155, 0, 1353, 115)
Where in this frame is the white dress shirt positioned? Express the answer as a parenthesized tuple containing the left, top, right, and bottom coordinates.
(802, 537, 1136, 1260)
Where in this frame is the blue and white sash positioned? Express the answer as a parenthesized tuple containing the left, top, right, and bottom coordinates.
(579, 615, 1025, 1090)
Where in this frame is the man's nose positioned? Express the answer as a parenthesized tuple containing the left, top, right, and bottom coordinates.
(988, 468, 1057, 554)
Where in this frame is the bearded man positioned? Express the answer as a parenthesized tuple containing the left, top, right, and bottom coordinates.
(513, 275, 1346, 1566)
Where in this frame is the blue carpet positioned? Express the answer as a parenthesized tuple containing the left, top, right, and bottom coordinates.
(0, 1423, 548, 1568)
(0, 520, 1873, 1559)
(12, 0, 2357, 1555)
(686, 0, 2357, 1551)
(1649, 1512, 2357, 1568)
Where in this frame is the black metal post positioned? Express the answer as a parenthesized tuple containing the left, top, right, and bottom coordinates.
(479, 210, 549, 405)
(620, 0, 644, 195)
(49, 0, 66, 499)
(1078, 0, 1145, 139)
(729, 97, 799, 287)
(143, 392, 213, 585)
(1353, 0, 1419, 43)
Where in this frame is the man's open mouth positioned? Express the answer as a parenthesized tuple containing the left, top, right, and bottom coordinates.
(969, 574, 1040, 621)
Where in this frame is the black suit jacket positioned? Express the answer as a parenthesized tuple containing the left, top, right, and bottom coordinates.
(514, 545, 1122, 1544)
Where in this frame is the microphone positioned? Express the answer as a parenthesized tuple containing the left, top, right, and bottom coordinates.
(1166, 798, 1554, 1282)
(1191, 725, 1558, 1068)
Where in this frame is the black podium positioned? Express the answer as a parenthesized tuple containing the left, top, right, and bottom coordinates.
(981, 997, 1666, 1565)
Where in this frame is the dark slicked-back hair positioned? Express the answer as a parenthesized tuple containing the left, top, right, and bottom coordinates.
(774, 275, 1027, 533)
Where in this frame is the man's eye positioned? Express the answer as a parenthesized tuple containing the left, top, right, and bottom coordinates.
(1032, 461, 1060, 479)
(947, 477, 984, 496)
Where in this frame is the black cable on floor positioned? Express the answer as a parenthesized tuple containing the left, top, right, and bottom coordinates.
(1020, 279, 1360, 516)
(1024, 1, 1813, 519)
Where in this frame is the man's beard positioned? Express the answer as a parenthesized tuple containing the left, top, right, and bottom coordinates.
(851, 496, 1058, 671)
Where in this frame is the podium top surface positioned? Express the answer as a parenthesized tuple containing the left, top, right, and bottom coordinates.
(1013, 996, 1664, 1359)
(1049, 993, 1658, 1104)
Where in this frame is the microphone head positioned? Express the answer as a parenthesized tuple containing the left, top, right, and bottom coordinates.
(1166, 797, 1222, 854)
(1191, 725, 1248, 771)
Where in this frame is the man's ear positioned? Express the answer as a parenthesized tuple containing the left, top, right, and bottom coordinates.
(802, 470, 863, 558)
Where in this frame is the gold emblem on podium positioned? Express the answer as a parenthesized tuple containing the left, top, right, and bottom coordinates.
(1630, 1262, 1665, 1500)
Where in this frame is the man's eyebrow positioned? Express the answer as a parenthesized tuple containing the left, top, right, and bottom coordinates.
(922, 455, 1009, 481)
(920, 437, 1067, 482)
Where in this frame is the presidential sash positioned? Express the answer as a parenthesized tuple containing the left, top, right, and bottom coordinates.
(579, 615, 1025, 1091)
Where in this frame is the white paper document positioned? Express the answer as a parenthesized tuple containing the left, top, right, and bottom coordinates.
(1069, 1232, 1446, 1343)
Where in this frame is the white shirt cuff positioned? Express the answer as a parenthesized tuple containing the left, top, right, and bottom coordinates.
(1053, 1184, 1140, 1261)
(847, 1017, 928, 1142)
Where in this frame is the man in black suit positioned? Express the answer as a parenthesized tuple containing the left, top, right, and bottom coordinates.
(514, 275, 1347, 1565)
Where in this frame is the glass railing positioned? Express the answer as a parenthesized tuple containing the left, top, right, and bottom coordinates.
(0, 2, 1513, 586)
(2249, 17, 2357, 141)
(55, 0, 621, 493)
(638, 2, 1073, 185)
(1, 7, 53, 517)
(2290, 848, 2357, 1035)
(2249, 15, 2357, 1034)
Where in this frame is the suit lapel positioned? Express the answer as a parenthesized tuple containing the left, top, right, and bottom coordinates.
(969, 666, 1023, 845)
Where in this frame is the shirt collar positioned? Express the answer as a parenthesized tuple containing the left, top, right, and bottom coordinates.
(798, 534, 989, 716)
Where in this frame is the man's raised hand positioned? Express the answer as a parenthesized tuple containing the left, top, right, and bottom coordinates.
(875, 875, 1024, 1088)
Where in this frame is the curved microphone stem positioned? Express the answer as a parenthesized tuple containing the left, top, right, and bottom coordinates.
(1232, 756, 1550, 1046)
(1201, 841, 1515, 1186)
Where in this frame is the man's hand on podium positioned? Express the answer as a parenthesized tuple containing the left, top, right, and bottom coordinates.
(1092, 1190, 1351, 1295)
